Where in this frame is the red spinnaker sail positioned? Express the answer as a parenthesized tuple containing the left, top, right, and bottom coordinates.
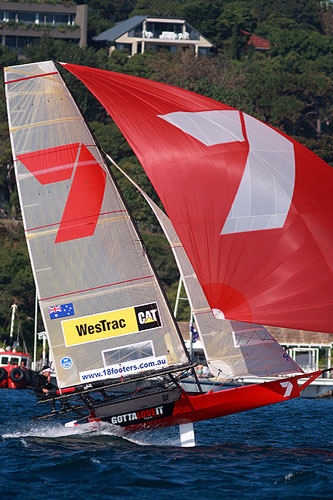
(62, 63, 333, 333)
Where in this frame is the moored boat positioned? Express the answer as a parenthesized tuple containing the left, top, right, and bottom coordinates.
(0, 350, 33, 389)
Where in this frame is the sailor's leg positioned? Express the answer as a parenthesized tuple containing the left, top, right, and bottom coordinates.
(179, 422, 195, 447)
(50, 398, 56, 413)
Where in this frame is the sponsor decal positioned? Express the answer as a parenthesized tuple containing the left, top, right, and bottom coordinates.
(79, 355, 168, 382)
(107, 400, 176, 427)
(49, 302, 74, 320)
(62, 302, 161, 347)
(110, 406, 164, 426)
(135, 303, 161, 331)
(60, 356, 73, 369)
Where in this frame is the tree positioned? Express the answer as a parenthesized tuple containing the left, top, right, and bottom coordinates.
(253, 0, 323, 31)
(0, 229, 35, 350)
(132, 0, 185, 17)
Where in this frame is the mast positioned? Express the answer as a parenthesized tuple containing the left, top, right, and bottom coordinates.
(9, 303, 17, 339)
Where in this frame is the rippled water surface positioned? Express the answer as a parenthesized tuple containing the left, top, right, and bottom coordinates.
(1, 389, 332, 499)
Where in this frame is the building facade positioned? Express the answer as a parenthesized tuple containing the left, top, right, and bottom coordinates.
(0, 1, 88, 52)
(94, 15, 213, 56)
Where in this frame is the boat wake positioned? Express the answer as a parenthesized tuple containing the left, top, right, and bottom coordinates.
(1, 420, 181, 447)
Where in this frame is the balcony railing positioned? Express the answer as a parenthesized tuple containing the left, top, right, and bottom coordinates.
(142, 30, 193, 41)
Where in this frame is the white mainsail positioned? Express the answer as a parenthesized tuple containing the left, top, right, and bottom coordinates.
(109, 158, 302, 378)
(4, 61, 189, 389)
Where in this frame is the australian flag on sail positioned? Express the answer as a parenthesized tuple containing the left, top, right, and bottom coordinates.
(190, 324, 199, 343)
(48, 303, 74, 320)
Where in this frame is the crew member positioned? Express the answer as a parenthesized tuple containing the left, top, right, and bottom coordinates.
(33, 366, 56, 410)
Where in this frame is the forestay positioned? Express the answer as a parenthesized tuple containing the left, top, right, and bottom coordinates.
(4, 61, 189, 389)
(62, 63, 333, 334)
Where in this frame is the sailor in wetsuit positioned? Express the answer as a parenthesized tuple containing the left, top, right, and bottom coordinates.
(33, 366, 57, 411)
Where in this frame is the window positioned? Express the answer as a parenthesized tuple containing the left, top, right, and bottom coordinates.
(54, 14, 70, 26)
(37, 13, 46, 25)
(5, 36, 17, 49)
(193, 351, 206, 365)
(115, 43, 131, 53)
(198, 47, 209, 57)
(232, 325, 274, 347)
(186, 24, 199, 40)
(17, 37, 30, 48)
(1, 357, 9, 365)
(17, 12, 36, 24)
(3, 11, 16, 22)
(103, 341, 155, 366)
(130, 23, 143, 37)
(10, 357, 19, 365)
(45, 13, 54, 25)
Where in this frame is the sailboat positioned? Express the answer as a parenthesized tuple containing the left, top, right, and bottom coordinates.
(4, 61, 332, 446)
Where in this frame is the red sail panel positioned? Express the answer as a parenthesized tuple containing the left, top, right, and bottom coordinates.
(62, 63, 333, 333)
(19, 143, 106, 243)
(17, 143, 78, 185)
(55, 145, 106, 243)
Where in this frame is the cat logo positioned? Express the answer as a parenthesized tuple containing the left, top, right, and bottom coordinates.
(135, 303, 162, 331)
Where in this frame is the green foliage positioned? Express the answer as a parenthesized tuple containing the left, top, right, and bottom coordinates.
(0, 228, 35, 350)
(0, 123, 12, 171)
(167, 281, 191, 322)
(90, 120, 132, 160)
(132, 0, 185, 17)
(140, 230, 178, 290)
(180, 1, 224, 42)
(86, 7, 113, 44)
(87, 0, 137, 22)
(111, 156, 164, 231)
(268, 28, 333, 63)
(253, 0, 323, 30)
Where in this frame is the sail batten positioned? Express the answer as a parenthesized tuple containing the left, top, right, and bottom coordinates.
(39, 275, 156, 301)
(5, 72, 59, 85)
(11, 116, 83, 133)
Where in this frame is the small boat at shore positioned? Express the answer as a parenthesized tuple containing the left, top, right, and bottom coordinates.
(0, 350, 32, 389)
(0, 303, 33, 389)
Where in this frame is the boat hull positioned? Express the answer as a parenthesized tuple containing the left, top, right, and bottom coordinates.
(92, 371, 323, 430)
(180, 375, 333, 399)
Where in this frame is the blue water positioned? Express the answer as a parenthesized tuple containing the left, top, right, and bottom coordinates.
(0, 390, 332, 499)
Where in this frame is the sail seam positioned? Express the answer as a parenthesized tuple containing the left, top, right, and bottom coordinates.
(5, 71, 58, 84)
(10, 116, 83, 132)
(192, 308, 212, 314)
(25, 210, 127, 233)
(39, 276, 155, 301)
